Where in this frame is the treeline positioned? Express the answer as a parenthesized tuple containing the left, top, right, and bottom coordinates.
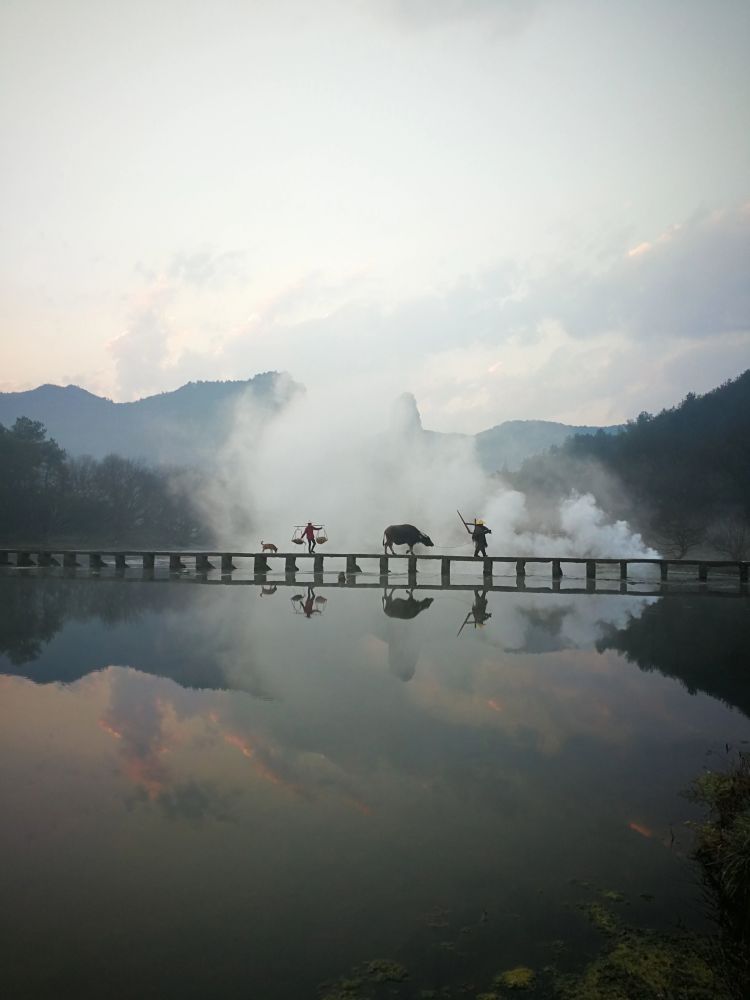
(0, 417, 209, 546)
(513, 370, 750, 558)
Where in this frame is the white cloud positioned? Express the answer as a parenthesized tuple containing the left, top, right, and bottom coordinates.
(97, 201, 750, 429)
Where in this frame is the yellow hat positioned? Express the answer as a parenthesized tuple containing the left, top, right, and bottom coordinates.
(476, 518, 484, 525)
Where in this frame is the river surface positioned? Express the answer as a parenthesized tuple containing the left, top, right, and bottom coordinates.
(1, 568, 749, 999)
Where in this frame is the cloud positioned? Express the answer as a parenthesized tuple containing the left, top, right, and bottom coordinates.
(107, 280, 174, 398)
(168, 248, 247, 288)
(103, 203, 749, 427)
(516, 203, 750, 340)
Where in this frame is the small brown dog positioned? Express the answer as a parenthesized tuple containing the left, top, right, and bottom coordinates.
(261, 541, 278, 553)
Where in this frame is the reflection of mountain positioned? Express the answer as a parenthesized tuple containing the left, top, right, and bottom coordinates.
(597, 598, 750, 718)
(0, 576, 267, 695)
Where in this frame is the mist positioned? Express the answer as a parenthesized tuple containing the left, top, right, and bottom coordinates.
(201, 383, 658, 561)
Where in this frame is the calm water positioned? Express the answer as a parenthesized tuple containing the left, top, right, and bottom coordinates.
(1, 568, 749, 999)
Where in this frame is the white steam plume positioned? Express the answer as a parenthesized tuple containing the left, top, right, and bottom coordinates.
(201, 384, 658, 560)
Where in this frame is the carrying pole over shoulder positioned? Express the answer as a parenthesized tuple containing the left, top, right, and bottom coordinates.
(457, 510, 473, 535)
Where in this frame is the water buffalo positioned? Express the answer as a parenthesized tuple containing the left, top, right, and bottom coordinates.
(383, 523, 434, 555)
(382, 588, 434, 620)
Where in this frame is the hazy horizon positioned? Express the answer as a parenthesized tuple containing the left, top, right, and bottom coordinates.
(2, 0, 749, 432)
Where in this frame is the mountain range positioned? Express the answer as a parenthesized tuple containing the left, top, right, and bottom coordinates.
(0, 376, 621, 472)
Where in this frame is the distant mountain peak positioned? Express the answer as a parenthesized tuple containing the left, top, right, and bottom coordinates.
(389, 392, 423, 434)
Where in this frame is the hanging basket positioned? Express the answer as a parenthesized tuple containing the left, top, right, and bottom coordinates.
(315, 528, 328, 545)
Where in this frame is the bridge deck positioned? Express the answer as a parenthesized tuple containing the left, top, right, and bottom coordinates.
(0, 548, 745, 568)
(0, 545, 747, 585)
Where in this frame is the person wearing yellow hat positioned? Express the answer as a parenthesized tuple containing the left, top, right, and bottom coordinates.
(471, 517, 492, 558)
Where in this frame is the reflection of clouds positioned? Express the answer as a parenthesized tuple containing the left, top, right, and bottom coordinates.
(16, 586, 740, 838)
(410, 646, 640, 755)
(99, 669, 173, 800)
(215, 715, 373, 815)
(484, 594, 656, 654)
(157, 780, 239, 824)
(95, 664, 375, 818)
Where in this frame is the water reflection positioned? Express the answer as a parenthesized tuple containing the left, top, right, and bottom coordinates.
(1, 573, 749, 718)
(382, 587, 434, 619)
(457, 588, 493, 634)
(598, 597, 750, 718)
(1, 571, 749, 999)
(291, 585, 328, 617)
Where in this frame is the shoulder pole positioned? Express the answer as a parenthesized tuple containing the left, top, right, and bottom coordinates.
(457, 510, 473, 535)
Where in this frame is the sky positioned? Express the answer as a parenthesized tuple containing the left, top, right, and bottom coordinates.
(1, 0, 749, 432)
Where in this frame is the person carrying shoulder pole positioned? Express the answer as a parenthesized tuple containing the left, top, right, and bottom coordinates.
(302, 521, 322, 553)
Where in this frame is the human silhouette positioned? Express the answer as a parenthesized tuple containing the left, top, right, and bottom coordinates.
(302, 522, 322, 553)
(471, 518, 492, 558)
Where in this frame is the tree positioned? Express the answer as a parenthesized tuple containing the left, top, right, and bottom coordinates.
(711, 514, 750, 561)
(653, 511, 707, 559)
(0, 418, 66, 540)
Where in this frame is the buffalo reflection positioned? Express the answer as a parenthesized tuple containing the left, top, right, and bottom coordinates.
(382, 588, 434, 620)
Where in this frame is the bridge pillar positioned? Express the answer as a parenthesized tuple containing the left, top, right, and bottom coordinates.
(142, 553, 155, 570)
(314, 554, 325, 574)
(515, 559, 526, 578)
(169, 554, 186, 572)
(408, 556, 418, 587)
(619, 560, 628, 580)
(346, 555, 361, 575)
(441, 557, 450, 584)
(223, 553, 238, 573)
(659, 561, 668, 581)
(740, 562, 748, 584)
(698, 562, 708, 582)
(0, 551, 9, 565)
(63, 552, 80, 568)
(89, 553, 107, 570)
(586, 560, 596, 580)
(552, 559, 562, 580)
(285, 556, 298, 575)
(38, 552, 59, 567)
(115, 554, 129, 570)
(379, 556, 389, 576)
(251, 555, 266, 574)
(196, 554, 214, 571)
(483, 558, 493, 583)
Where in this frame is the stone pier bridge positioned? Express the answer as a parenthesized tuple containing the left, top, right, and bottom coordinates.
(1, 547, 748, 588)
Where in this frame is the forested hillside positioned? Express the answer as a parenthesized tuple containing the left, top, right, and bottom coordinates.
(514, 370, 750, 557)
(0, 417, 208, 546)
(0, 373, 297, 462)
